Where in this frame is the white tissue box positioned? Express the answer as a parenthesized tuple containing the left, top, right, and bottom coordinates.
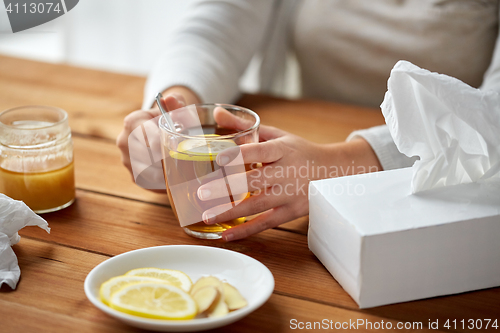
(308, 168, 500, 308)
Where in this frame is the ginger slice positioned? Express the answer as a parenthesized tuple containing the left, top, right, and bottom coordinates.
(192, 286, 219, 314)
(223, 282, 248, 310)
(207, 294, 229, 318)
(190, 276, 224, 296)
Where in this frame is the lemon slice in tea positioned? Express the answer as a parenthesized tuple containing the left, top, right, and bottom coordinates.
(170, 134, 236, 162)
(109, 282, 197, 320)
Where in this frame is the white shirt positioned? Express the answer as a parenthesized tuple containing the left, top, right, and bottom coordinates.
(143, 0, 500, 170)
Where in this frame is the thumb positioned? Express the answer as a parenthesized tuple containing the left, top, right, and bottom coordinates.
(213, 106, 286, 141)
(163, 93, 187, 111)
(213, 106, 255, 131)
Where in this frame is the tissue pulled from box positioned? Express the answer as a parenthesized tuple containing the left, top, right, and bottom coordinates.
(381, 60, 500, 193)
(0, 194, 50, 289)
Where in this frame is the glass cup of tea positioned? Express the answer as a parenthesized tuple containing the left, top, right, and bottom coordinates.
(159, 104, 259, 239)
(0, 105, 75, 213)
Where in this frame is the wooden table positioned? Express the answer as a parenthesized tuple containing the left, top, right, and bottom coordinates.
(0, 55, 499, 332)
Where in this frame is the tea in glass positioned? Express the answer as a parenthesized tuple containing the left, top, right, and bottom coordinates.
(159, 104, 259, 239)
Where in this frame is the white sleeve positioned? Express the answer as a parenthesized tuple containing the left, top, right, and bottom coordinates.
(347, 125, 418, 171)
(142, 0, 276, 109)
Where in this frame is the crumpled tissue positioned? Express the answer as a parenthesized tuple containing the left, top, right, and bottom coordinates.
(0, 194, 50, 289)
(381, 60, 500, 193)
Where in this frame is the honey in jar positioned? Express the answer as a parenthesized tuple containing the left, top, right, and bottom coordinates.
(0, 106, 75, 213)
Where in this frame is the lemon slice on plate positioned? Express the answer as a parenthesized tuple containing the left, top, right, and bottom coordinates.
(125, 267, 193, 292)
(99, 275, 169, 305)
(170, 134, 236, 161)
(109, 282, 197, 320)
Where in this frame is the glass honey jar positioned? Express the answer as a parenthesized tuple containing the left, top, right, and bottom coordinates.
(0, 106, 75, 213)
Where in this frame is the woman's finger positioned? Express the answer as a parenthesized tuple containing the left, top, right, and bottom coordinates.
(167, 98, 202, 130)
(126, 118, 165, 188)
(221, 205, 295, 241)
(117, 109, 161, 170)
(201, 189, 288, 225)
(122, 109, 161, 132)
(216, 139, 285, 166)
(213, 106, 254, 131)
(163, 93, 186, 111)
(213, 107, 286, 141)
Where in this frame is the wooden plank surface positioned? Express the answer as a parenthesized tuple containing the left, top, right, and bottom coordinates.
(73, 136, 169, 206)
(1, 55, 499, 332)
(0, 56, 143, 140)
(18, 190, 358, 309)
(17, 190, 500, 331)
(3, 238, 430, 333)
(237, 94, 385, 144)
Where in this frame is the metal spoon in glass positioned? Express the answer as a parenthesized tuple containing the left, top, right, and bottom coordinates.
(155, 92, 176, 131)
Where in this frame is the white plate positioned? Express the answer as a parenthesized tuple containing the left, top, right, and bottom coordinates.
(84, 245, 274, 332)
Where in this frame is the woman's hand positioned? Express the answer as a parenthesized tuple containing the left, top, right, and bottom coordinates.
(116, 86, 200, 190)
(197, 115, 382, 241)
